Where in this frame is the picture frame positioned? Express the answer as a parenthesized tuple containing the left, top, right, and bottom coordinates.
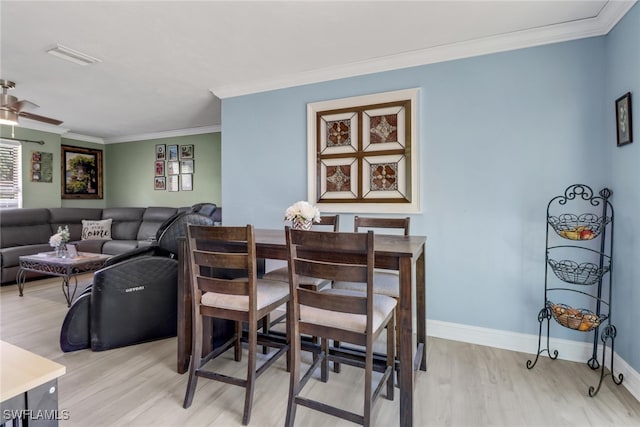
(180, 144, 194, 159)
(156, 144, 166, 160)
(167, 175, 179, 192)
(168, 144, 179, 161)
(615, 92, 633, 147)
(180, 173, 193, 191)
(66, 244, 78, 258)
(61, 145, 103, 199)
(167, 160, 180, 175)
(180, 159, 194, 174)
(307, 88, 420, 213)
(155, 161, 165, 176)
(154, 176, 166, 190)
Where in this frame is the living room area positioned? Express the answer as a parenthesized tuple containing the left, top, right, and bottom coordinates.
(2, 2, 640, 426)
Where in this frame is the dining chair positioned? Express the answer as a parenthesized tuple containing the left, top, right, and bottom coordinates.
(284, 227, 396, 427)
(261, 215, 339, 338)
(182, 224, 290, 425)
(332, 216, 409, 373)
(263, 214, 340, 290)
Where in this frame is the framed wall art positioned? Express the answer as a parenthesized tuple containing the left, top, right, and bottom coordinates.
(167, 175, 179, 192)
(307, 88, 420, 213)
(31, 151, 53, 183)
(156, 144, 166, 160)
(155, 161, 165, 176)
(180, 159, 194, 174)
(180, 144, 194, 159)
(61, 145, 103, 199)
(615, 92, 633, 147)
(180, 174, 193, 191)
(167, 160, 179, 175)
(154, 176, 166, 190)
(168, 144, 179, 161)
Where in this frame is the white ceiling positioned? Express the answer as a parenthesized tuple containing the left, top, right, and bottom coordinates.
(0, 1, 635, 142)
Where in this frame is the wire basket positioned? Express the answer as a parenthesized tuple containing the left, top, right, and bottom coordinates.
(547, 259, 610, 285)
(548, 213, 610, 240)
(547, 301, 605, 332)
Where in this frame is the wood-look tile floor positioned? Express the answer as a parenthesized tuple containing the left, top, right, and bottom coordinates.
(1, 275, 639, 426)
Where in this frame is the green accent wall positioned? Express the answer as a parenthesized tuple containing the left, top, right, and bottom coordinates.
(105, 133, 221, 207)
(1, 125, 221, 209)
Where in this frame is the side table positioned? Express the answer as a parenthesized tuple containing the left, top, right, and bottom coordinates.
(17, 252, 111, 307)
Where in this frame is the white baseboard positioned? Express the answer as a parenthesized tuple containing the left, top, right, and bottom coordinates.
(427, 319, 640, 402)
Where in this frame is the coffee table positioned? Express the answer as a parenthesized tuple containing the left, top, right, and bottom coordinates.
(17, 252, 111, 307)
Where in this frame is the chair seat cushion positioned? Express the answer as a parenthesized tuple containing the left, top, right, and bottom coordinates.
(263, 266, 330, 290)
(332, 269, 399, 298)
(301, 288, 396, 334)
(201, 278, 289, 312)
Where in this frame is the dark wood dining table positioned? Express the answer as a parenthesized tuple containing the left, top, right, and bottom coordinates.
(176, 228, 427, 427)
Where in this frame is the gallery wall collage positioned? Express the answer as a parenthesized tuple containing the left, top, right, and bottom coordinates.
(154, 144, 194, 191)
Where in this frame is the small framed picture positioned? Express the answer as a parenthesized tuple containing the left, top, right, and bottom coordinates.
(180, 174, 193, 191)
(155, 161, 165, 176)
(180, 159, 194, 174)
(167, 175, 179, 192)
(154, 176, 166, 190)
(67, 243, 78, 258)
(180, 145, 194, 159)
(168, 144, 179, 161)
(615, 92, 633, 147)
(32, 152, 41, 161)
(167, 160, 180, 175)
(156, 144, 166, 160)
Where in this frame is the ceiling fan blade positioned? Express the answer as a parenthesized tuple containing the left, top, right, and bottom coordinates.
(14, 99, 40, 111)
(19, 111, 63, 125)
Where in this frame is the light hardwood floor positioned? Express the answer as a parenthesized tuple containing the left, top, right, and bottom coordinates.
(1, 275, 639, 426)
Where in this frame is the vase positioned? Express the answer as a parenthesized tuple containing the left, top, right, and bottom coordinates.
(292, 217, 313, 230)
(55, 244, 68, 258)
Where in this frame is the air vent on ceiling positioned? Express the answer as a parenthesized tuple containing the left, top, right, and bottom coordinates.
(46, 44, 101, 66)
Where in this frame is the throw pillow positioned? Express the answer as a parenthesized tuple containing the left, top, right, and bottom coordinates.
(81, 219, 113, 240)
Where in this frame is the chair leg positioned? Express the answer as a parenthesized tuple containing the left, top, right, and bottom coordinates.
(242, 321, 258, 425)
(320, 338, 329, 382)
(285, 327, 300, 427)
(333, 340, 341, 373)
(234, 321, 242, 362)
(386, 314, 395, 400)
(364, 342, 373, 427)
(262, 314, 269, 354)
(183, 313, 203, 408)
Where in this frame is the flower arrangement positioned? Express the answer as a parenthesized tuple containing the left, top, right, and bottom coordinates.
(285, 201, 320, 230)
(49, 225, 70, 248)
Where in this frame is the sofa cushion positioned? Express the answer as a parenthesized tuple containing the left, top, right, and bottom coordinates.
(0, 244, 53, 268)
(136, 207, 180, 241)
(48, 208, 102, 241)
(82, 219, 113, 240)
(102, 208, 145, 240)
(0, 208, 51, 247)
(101, 240, 140, 255)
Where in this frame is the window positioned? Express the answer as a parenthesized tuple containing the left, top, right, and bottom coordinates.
(0, 139, 22, 209)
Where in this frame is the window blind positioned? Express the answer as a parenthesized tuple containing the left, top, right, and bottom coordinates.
(0, 139, 22, 209)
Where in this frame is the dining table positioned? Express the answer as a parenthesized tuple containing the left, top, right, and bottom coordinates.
(176, 228, 426, 427)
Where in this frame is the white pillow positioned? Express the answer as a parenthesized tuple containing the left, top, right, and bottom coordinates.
(81, 219, 113, 240)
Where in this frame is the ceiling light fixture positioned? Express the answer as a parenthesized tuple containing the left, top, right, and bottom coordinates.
(46, 44, 101, 66)
(0, 109, 19, 126)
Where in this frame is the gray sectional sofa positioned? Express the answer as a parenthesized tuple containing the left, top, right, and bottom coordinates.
(0, 204, 221, 284)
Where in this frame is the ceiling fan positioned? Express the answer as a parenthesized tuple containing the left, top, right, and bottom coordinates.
(0, 79, 63, 126)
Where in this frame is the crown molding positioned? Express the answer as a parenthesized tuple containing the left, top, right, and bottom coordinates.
(63, 132, 105, 144)
(11, 121, 70, 135)
(103, 125, 221, 144)
(211, 0, 636, 99)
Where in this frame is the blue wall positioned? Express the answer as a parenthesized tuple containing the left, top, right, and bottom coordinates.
(605, 4, 640, 374)
(222, 6, 638, 372)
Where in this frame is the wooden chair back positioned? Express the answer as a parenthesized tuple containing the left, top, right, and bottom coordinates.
(286, 227, 374, 346)
(186, 224, 257, 321)
(316, 214, 340, 231)
(353, 216, 410, 236)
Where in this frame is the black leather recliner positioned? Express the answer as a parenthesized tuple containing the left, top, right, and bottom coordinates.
(60, 211, 215, 352)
